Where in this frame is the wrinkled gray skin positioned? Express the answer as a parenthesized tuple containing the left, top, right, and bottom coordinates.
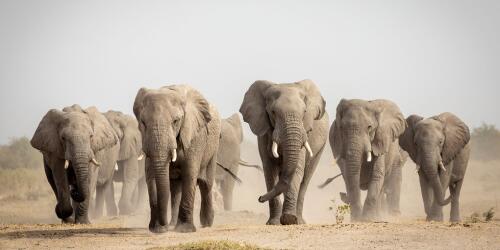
(216, 113, 261, 211)
(399, 113, 470, 222)
(240, 79, 329, 225)
(134, 85, 221, 233)
(330, 99, 406, 222)
(31, 105, 118, 224)
(104, 111, 147, 215)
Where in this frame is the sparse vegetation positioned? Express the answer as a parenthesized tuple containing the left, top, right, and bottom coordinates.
(470, 123, 500, 161)
(147, 240, 270, 250)
(466, 208, 495, 223)
(329, 200, 350, 224)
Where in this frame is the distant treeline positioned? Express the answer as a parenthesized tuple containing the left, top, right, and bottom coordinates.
(0, 123, 499, 169)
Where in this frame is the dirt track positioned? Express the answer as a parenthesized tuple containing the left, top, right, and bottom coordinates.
(1, 211, 500, 250)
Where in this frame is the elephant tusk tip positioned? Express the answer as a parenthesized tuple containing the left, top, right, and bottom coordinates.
(137, 153, 144, 161)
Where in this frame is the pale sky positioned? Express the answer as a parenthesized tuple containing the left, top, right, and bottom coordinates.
(0, 0, 499, 143)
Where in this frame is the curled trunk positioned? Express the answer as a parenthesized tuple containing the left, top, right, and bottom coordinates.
(421, 155, 451, 206)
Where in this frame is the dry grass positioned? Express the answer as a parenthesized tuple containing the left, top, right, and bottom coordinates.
(0, 168, 52, 201)
(147, 240, 271, 250)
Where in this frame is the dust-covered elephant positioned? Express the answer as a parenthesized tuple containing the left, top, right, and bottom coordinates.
(399, 113, 470, 222)
(239, 79, 329, 225)
(216, 113, 262, 211)
(133, 85, 221, 233)
(329, 99, 406, 222)
(31, 105, 118, 224)
(104, 110, 147, 215)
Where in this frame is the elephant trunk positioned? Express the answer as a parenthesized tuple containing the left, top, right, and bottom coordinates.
(71, 157, 90, 203)
(343, 129, 364, 221)
(259, 116, 304, 203)
(421, 155, 451, 206)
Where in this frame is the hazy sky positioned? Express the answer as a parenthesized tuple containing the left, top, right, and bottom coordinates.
(0, 0, 499, 144)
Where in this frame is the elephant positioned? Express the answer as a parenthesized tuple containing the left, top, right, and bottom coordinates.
(239, 79, 329, 225)
(133, 84, 221, 233)
(31, 104, 118, 224)
(216, 113, 262, 211)
(399, 112, 470, 222)
(329, 99, 407, 222)
(104, 110, 147, 215)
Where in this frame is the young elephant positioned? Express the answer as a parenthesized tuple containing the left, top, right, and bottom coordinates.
(104, 110, 147, 215)
(133, 85, 221, 233)
(399, 113, 470, 222)
(330, 99, 406, 222)
(31, 105, 118, 224)
(240, 79, 329, 225)
(216, 113, 262, 211)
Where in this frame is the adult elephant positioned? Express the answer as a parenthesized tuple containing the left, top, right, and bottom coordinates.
(399, 113, 470, 222)
(216, 113, 262, 211)
(104, 110, 147, 215)
(330, 99, 406, 222)
(133, 85, 221, 233)
(31, 104, 118, 224)
(239, 79, 329, 225)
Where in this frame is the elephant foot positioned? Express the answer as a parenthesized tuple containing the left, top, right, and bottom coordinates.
(75, 216, 91, 224)
(55, 203, 73, 220)
(149, 222, 168, 234)
(169, 219, 178, 228)
(297, 216, 306, 224)
(266, 217, 281, 225)
(61, 216, 74, 224)
(175, 222, 196, 233)
(426, 214, 444, 222)
(200, 212, 214, 228)
(280, 214, 298, 225)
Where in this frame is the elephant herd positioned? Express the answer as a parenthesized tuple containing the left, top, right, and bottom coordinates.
(31, 80, 470, 233)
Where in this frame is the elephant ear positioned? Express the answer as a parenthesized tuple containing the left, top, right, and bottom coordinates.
(62, 104, 84, 112)
(168, 85, 212, 150)
(85, 107, 118, 153)
(330, 99, 350, 159)
(31, 109, 65, 157)
(433, 112, 470, 166)
(297, 79, 326, 132)
(399, 114, 423, 163)
(239, 80, 273, 136)
(226, 113, 243, 143)
(369, 100, 406, 156)
(133, 88, 148, 120)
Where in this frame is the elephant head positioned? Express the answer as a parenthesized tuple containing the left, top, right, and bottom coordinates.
(31, 104, 117, 203)
(133, 85, 212, 224)
(104, 110, 142, 161)
(239, 79, 325, 202)
(330, 99, 405, 218)
(399, 112, 470, 206)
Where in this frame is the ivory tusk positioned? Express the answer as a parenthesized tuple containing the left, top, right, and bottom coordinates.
(415, 164, 420, 173)
(114, 163, 118, 171)
(171, 149, 177, 162)
(366, 151, 372, 162)
(304, 141, 313, 157)
(137, 153, 144, 161)
(272, 141, 279, 158)
(91, 158, 101, 166)
(64, 160, 69, 169)
(439, 161, 446, 172)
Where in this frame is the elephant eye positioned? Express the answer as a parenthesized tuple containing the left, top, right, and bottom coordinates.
(173, 118, 180, 126)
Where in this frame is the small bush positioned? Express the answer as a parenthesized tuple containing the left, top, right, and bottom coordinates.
(148, 240, 269, 250)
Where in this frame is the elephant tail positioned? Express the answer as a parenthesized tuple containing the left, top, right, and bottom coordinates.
(318, 173, 343, 189)
(216, 161, 242, 184)
(238, 159, 263, 172)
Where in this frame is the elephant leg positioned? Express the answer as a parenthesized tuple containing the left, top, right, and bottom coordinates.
(281, 148, 306, 225)
(386, 165, 402, 216)
(137, 176, 148, 209)
(175, 161, 198, 233)
(104, 180, 118, 217)
(46, 159, 73, 222)
(198, 178, 215, 227)
(93, 185, 105, 219)
(362, 156, 386, 221)
(296, 145, 324, 224)
(429, 171, 451, 221)
(449, 179, 463, 222)
(221, 175, 235, 211)
(262, 160, 282, 225)
(169, 178, 182, 227)
(118, 158, 139, 215)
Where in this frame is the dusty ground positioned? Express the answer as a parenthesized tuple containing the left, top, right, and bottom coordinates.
(1, 147, 499, 249)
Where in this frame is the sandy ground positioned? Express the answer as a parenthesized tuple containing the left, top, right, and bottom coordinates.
(1, 146, 499, 249)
